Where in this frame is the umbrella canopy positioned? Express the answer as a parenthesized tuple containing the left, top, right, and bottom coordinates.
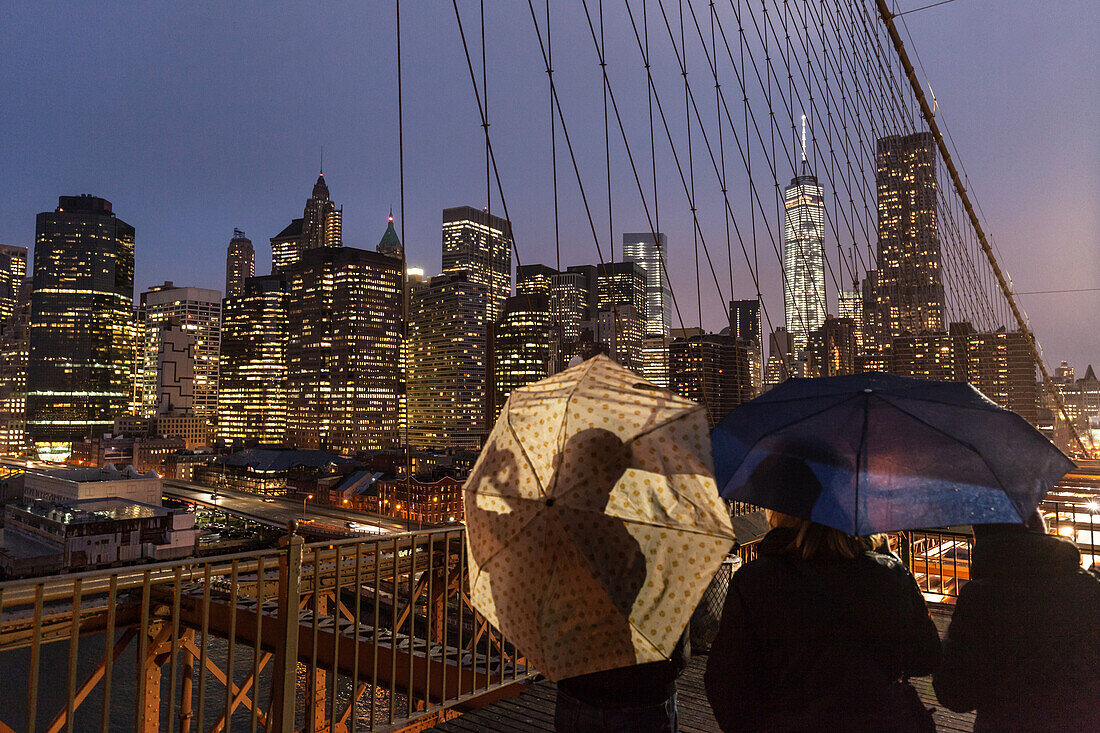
(712, 372, 1074, 535)
(464, 355, 736, 681)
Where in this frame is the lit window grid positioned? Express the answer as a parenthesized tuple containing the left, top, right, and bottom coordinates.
(782, 177, 827, 355)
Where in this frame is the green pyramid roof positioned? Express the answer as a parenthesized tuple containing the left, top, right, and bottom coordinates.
(377, 212, 402, 256)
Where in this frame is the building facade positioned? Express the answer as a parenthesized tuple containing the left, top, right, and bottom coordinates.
(27, 196, 135, 461)
(1, 498, 196, 576)
(875, 132, 944, 340)
(593, 262, 647, 371)
(408, 272, 490, 450)
(441, 206, 512, 321)
(218, 275, 288, 445)
(490, 294, 556, 417)
(669, 334, 754, 428)
(285, 247, 403, 453)
(224, 229, 254, 300)
(138, 283, 222, 419)
(622, 232, 671, 337)
(838, 286, 864, 350)
(0, 245, 28, 324)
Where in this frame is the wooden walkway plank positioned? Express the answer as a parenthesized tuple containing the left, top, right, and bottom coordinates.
(428, 606, 976, 732)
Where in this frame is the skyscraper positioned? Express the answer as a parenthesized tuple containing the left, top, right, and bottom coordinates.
(0, 245, 28, 324)
(875, 131, 943, 339)
(837, 286, 864, 350)
(517, 264, 594, 349)
(806, 316, 858, 377)
(285, 247, 403, 453)
(669, 334, 754, 428)
(782, 170, 827, 355)
(490, 294, 555, 417)
(728, 298, 763, 397)
(622, 232, 671, 337)
(219, 275, 288, 445)
(152, 319, 196, 413)
(593, 261, 647, 370)
(441, 206, 512, 321)
(271, 171, 344, 273)
(27, 195, 134, 460)
(639, 335, 671, 388)
(139, 283, 222, 419)
(0, 281, 29, 455)
(225, 229, 254, 299)
(728, 299, 762, 346)
(408, 272, 490, 449)
(764, 327, 795, 390)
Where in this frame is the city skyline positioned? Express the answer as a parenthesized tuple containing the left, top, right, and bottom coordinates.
(0, 3, 1094, 369)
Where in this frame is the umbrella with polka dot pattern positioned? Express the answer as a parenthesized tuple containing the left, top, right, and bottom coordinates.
(463, 355, 736, 681)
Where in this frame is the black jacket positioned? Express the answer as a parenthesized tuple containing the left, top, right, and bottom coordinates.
(705, 528, 941, 732)
(556, 633, 688, 708)
(933, 530, 1100, 732)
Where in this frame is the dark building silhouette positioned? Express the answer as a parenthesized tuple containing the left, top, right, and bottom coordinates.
(806, 316, 858, 378)
(669, 334, 754, 428)
(489, 294, 556, 418)
(271, 171, 343, 273)
(27, 196, 134, 460)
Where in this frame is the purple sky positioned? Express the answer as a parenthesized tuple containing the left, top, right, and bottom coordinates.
(1, 2, 1096, 370)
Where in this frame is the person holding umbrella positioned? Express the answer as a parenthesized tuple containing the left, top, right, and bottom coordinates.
(705, 373, 1074, 731)
(933, 509, 1100, 730)
(704, 459, 942, 731)
(463, 356, 737, 732)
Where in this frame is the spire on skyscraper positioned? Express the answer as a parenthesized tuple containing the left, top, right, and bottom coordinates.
(377, 210, 403, 258)
(312, 170, 329, 201)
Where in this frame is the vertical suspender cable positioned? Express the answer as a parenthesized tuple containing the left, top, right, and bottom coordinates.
(396, 0, 412, 515)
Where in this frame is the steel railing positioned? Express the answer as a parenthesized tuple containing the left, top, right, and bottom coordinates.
(904, 499, 1099, 600)
(0, 526, 533, 733)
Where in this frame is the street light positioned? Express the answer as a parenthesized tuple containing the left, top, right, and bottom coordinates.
(302, 494, 313, 519)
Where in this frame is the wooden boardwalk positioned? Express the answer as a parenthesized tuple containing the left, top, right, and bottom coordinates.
(428, 607, 976, 732)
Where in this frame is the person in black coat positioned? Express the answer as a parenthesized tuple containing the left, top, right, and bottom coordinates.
(555, 636, 687, 733)
(933, 511, 1100, 731)
(705, 511, 941, 732)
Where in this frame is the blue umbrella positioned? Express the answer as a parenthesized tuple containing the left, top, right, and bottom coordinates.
(712, 372, 1075, 535)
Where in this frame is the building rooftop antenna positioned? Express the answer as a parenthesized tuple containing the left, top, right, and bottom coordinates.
(800, 114, 809, 174)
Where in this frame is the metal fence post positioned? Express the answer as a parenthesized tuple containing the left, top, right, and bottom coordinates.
(272, 530, 303, 733)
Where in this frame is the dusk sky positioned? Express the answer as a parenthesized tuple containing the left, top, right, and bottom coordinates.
(1, 2, 1096, 369)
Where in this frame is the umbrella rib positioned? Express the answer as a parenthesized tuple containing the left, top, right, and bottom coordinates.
(855, 393, 869, 535)
(717, 393, 864, 492)
(504, 408, 547, 497)
(621, 404, 701, 446)
(544, 357, 604, 499)
(466, 507, 549, 583)
(593, 511, 735, 540)
(871, 395, 1022, 518)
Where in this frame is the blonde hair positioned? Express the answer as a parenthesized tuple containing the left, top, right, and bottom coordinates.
(765, 510, 888, 560)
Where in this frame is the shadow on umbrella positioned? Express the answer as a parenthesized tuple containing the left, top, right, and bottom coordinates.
(553, 428, 647, 622)
(744, 452, 825, 520)
(466, 428, 647, 672)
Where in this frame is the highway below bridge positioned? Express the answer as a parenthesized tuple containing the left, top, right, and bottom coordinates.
(162, 479, 422, 537)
